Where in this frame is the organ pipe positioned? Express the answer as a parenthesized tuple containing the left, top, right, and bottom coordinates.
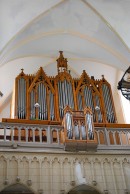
(17, 78, 26, 119)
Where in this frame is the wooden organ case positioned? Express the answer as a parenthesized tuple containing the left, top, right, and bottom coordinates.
(3, 51, 117, 151)
(14, 51, 117, 124)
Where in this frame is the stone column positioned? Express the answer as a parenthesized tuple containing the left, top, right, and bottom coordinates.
(120, 161, 127, 190)
(101, 162, 107, 190)
(60, 161, 64, 190)
(91, 161, 95, 181)
(39, 160, 42, 189)
(110, 161, 117, 194)
(50, 160, 53, 194)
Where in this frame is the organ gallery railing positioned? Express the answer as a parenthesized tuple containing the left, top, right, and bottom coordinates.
(0, 122, 130, 151)
(12, 51, 117, 124)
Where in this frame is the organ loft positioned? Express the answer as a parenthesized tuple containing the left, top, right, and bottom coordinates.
(1, 51, 120, 151)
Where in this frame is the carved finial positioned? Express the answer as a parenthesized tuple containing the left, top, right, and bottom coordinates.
(56, 51, 68, 73)
(21, 68, 24, 73)
(102, 75, 104, 79)
(59, 51, 63, 58)
(91, 76, 95, 80)
(20, 68, 25, 76)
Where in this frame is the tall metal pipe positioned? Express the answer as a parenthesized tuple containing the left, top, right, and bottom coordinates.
(67, 82, 71, 107)
(17, 79, 19, 118)
(50, 92, 54, 120)
(58, 81, 61, 118)
(66, 112, 72, 139)
(69, 83, 74, 109)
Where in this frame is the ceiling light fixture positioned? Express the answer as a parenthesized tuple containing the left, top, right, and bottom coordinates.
(0, 91, 3, 97)
(118, 66, 130, 100)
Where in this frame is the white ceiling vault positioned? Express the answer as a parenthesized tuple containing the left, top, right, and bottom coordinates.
(0, 0, 130, 118)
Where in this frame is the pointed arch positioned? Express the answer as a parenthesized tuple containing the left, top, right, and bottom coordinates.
(28, 67, 55, 120)
(68, 184, 101, 194)
(76, 70, 100, 122)
(55, 70, 76, 120)
(0, 183, 34, 194)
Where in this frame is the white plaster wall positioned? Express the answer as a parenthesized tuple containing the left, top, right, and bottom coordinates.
(0, 101, 10, 122)
(0, 152, 129, 194)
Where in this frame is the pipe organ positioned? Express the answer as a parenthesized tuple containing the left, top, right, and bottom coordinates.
(14, 51, 117, 125)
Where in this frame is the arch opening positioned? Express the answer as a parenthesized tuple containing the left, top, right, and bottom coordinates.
(0, 183, 34, 194)
(68, 184, 101, 194)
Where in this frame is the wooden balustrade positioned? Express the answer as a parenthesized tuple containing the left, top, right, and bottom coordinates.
(0, 123, 64, 149)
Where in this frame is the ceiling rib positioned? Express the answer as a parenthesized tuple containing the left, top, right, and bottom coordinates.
(0, 0, 65, 56)
(82, 0, 130, 52)
(3, 55, 118, 69)
(0, 30, 129, 67)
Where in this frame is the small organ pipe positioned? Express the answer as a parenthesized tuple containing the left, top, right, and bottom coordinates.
(59, 81, 62, 118)
(74, 124, 79, 140)
(105, 85, 111, 115)
(58, 82, 61, 117)
(95, 95, 102, 122)
(21, 79, 23, 118)
(64, 80, 67, 106)
(19, 79, 21, 118)
(22, 79, 24, 118)
(67, 82, 71, 107)
(69, 83, 74, 109)
(40, 83, 43, 120)
(30, 91, 32, 119)
(81, 125, 86, 140)
(24, 80, 26, 118)
(50, 92, 54, 120)
(62, 81, 65, 109)
(106, 87, 112, 122)
(66, 80, 69, 105)
(50, 92, 52, 120)
(23, 79, 25, 118)
(17, 79, 19, 118)
(60, 81, 63, 118)
(44, 85, 47, 120)
(38, 84, 40, 119)
(60, 81, 63, 117)
(58, 81, 61, 118)
(102, 85, 109, 116)
(103, 84, 114, 122)
(66, 112, 72, 139)
(43, 84, 45, 120)
(22, 78, 25, 119)
(37, 84, 39, 119)
(78, 92, 82, 110)
(20, 79, 22, 118)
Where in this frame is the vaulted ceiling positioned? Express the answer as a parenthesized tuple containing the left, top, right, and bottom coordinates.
(0, 0, 130, 118)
